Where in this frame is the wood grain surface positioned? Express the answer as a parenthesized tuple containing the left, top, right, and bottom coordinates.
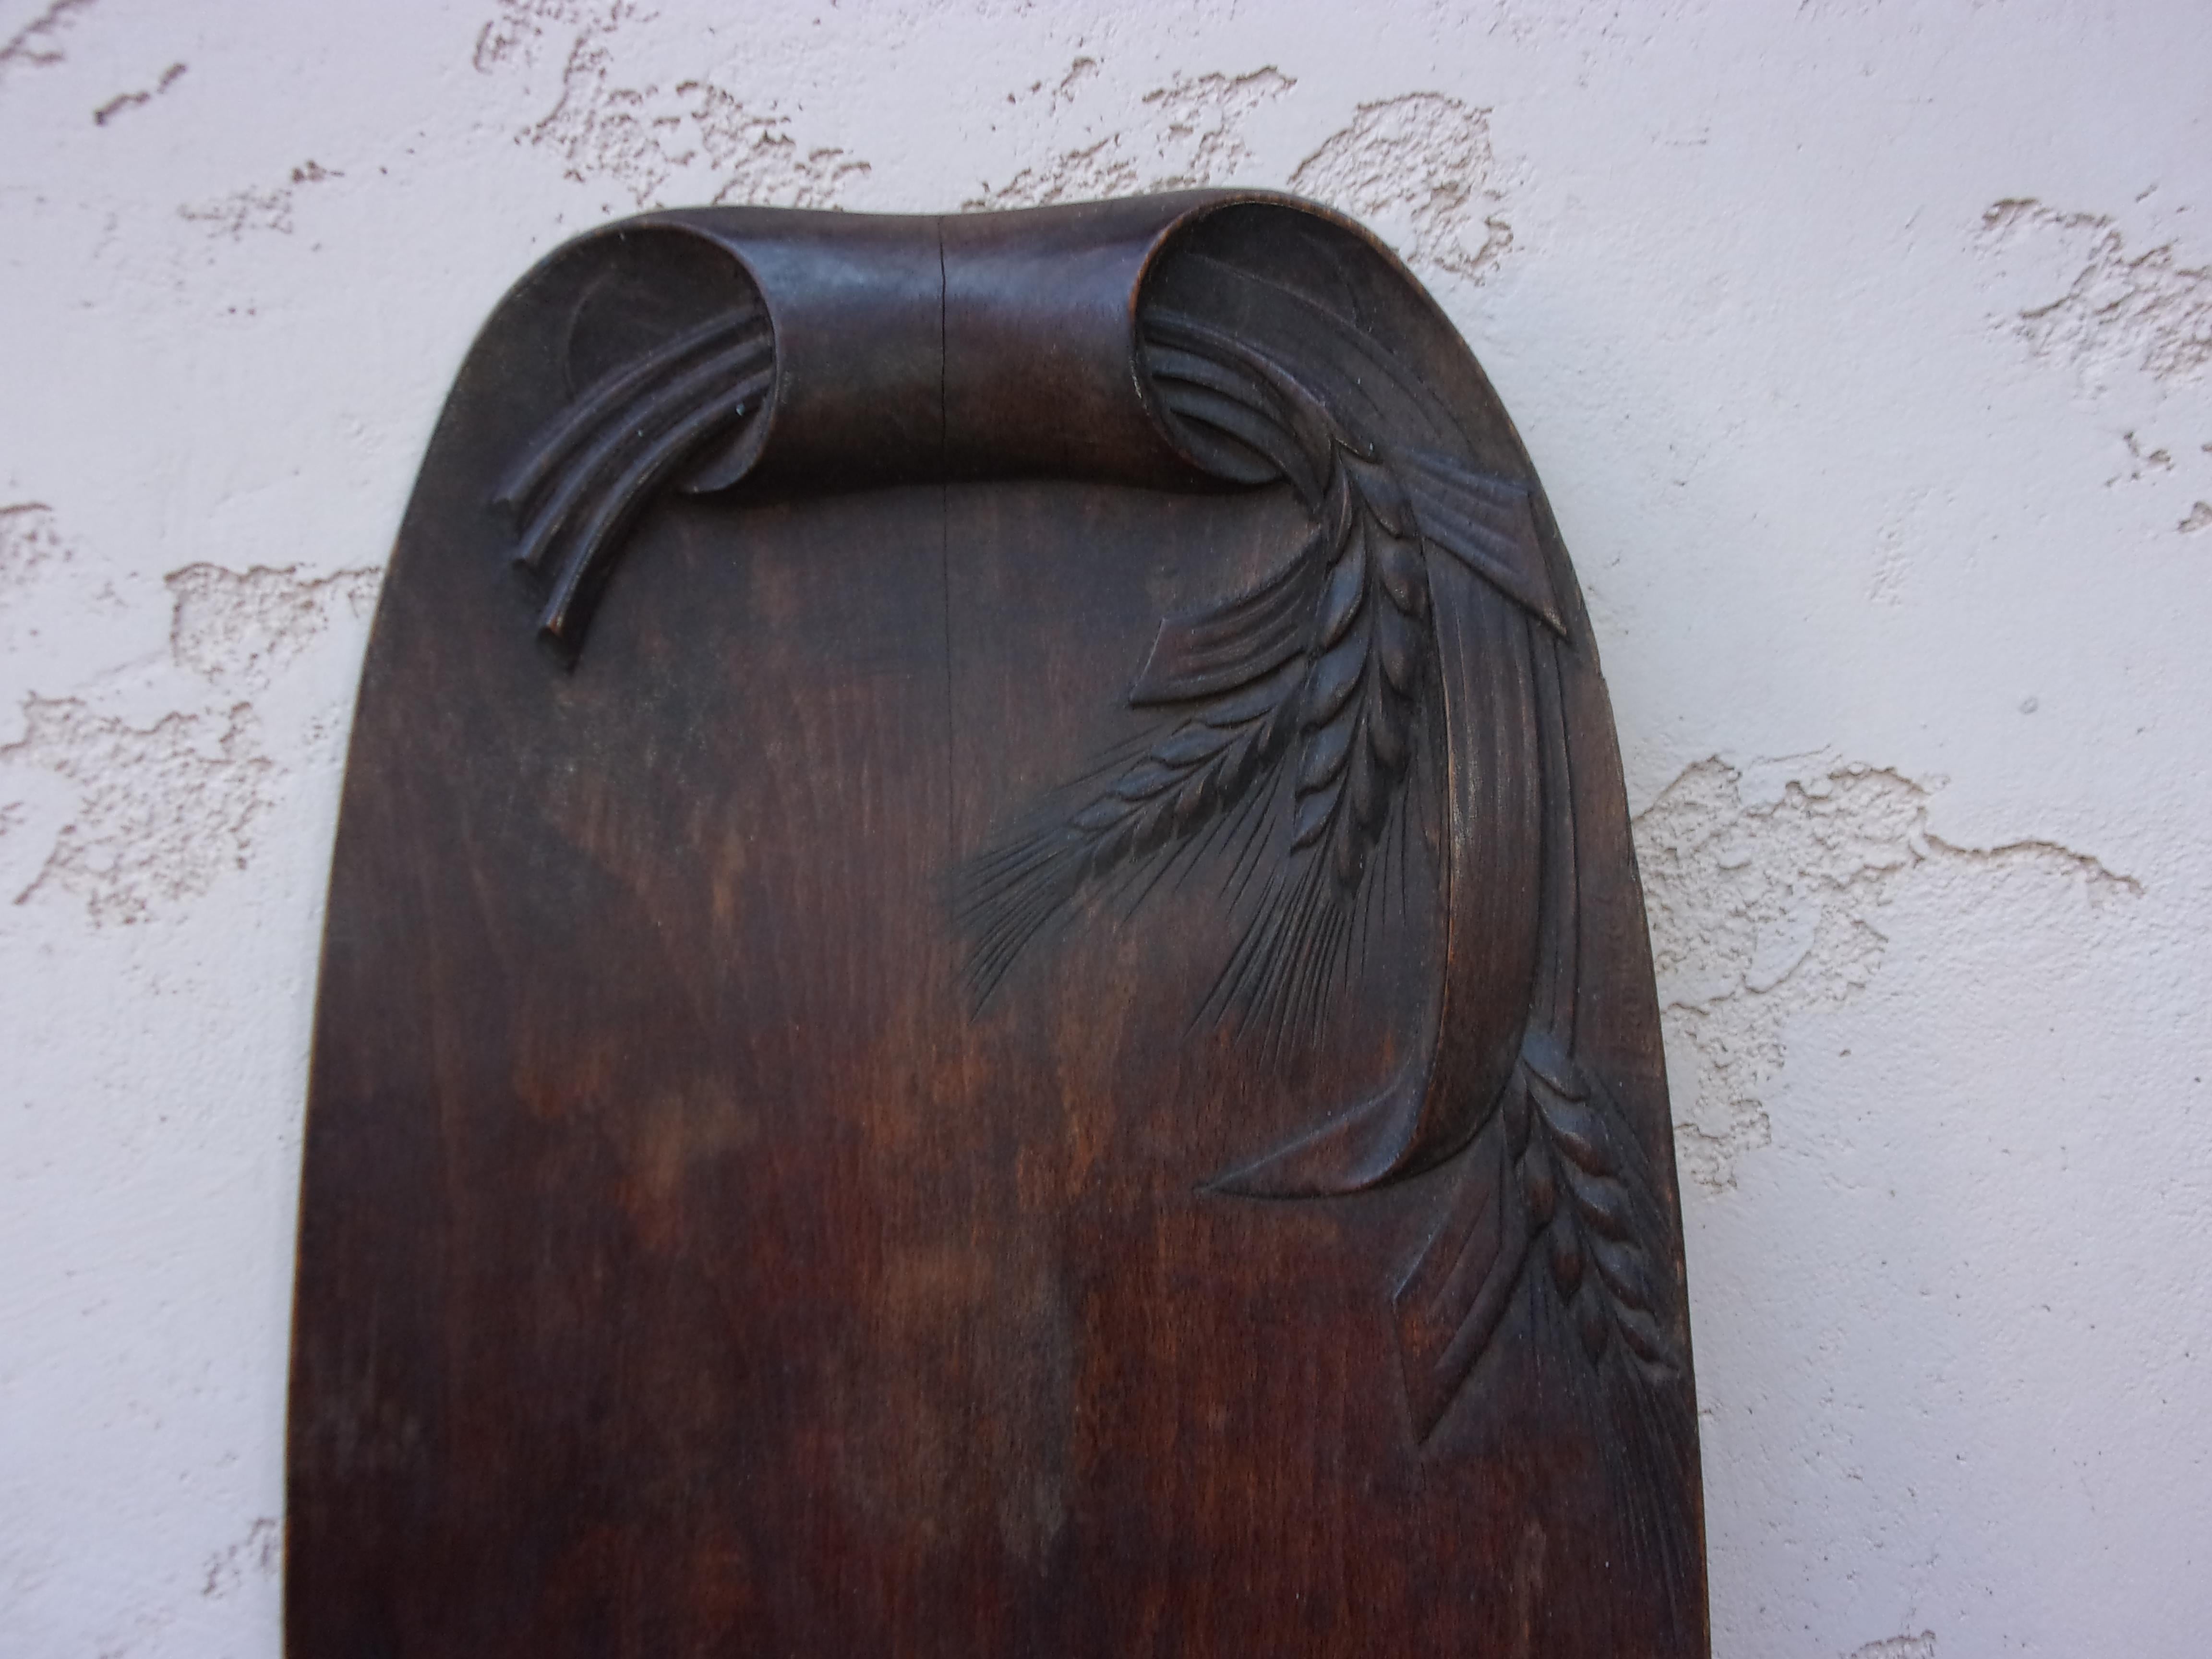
(287, 193, 1709, 1657)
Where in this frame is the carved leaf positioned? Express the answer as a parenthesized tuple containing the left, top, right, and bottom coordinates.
(1129, 526, 1327, 705)
(1391, 445, 1564, 634)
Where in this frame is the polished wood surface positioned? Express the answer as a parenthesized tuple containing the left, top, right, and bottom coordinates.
(288, 192, 1708, 1657)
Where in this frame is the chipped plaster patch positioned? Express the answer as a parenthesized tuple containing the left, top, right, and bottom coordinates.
(2180, 501, 2212, 534)
(0, 0, 98, 84)
(92, 59, 184, 126)
(1866, 487, 1941, 608)
(685, 83, 869, 209)
(178, 160, 339, 240)
(1635, 759, 2137, 1193)
(1044, 55, 1100, 112)
(0, 697, 276, 925)
(1979, 198, 2212, 387)
(1867, 536, 1910, 606)
(524, 69, 870, 209)
(962, 67, 1294, 210)
(165, 563, 380, 694)
(481, 0, 867, 208)
(0, 502, 70, 588)
(2107, 429, 2176, 486)
(1846, 1635, 1937, 1659)
(200, 1515, 280, 1601)
(472, 0, 619, 75)
(1290, 94, 1515, 283)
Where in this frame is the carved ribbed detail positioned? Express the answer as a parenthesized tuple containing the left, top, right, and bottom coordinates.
(495, 304, 774, 652)
(959, 279, 1678, 1438)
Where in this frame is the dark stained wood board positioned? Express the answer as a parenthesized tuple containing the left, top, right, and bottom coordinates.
(287, 192, 1709, 1657)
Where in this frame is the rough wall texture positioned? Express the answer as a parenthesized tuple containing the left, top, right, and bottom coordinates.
(1, 2, 2207, 1655)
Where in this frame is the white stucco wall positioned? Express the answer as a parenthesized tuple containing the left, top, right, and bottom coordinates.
(3, 3, 2207, 1654)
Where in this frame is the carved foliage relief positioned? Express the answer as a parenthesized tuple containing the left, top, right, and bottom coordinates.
(491, 198, 1693, 1443)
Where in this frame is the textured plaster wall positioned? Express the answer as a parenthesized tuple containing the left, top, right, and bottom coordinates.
(2, 2, 2208, 1654)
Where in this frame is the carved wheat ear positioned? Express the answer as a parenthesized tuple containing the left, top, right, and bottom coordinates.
(1393, 1032, 1678, 1425)
(956, 316, 1438, 1050)
(1381, 621, 1685, 1434)
(1192, 461, 1437, 1049)
(1519, 1043, 1679, 1373)
(956, 652, 1308, 1010)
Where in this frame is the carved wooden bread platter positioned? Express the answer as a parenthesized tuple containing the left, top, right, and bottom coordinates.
(286, 191, 1709, 1657)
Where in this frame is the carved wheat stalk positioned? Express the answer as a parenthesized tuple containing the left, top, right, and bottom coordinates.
(959, 327, 1436, 1048)
(1507, 1041, 1677, 1374)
